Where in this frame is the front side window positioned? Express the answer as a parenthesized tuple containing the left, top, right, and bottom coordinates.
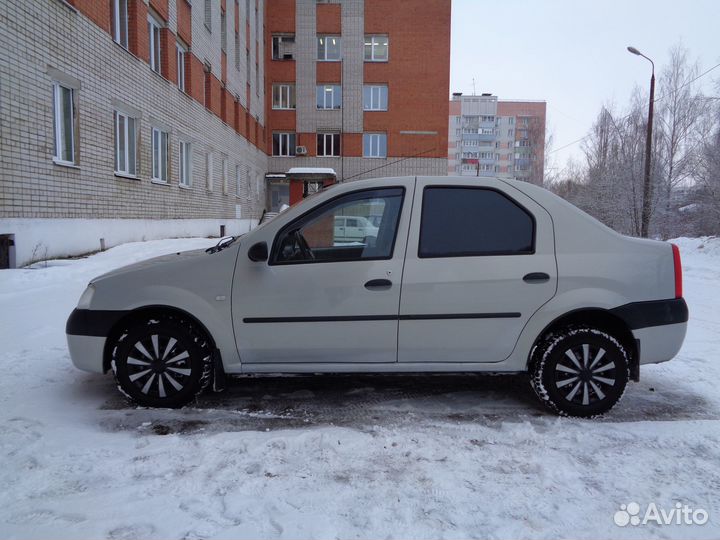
(316, 84, 341, 109)
(112, 0, 129, 48)
(419, 187, 534, 258)
(363, 133, 387, 158)
(52, 82, 76, 164)
(148, 14, 162, 73)
(317, 132, 340, 157)
(179, 141, 192, 186)
(151, 127, 168, 182)
(272, 84, 296, 109)
(273, 188, 404, 264)
(317, 35, 341, 61)
(364, 35, 388, 61)
(272, 132, 296, 156)
(114, 110, 137, 176)
(363, 85, 388, 111)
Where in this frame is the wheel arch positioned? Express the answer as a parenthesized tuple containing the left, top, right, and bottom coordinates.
(102, 304, 217, 373)
(528, 308, 639, 380)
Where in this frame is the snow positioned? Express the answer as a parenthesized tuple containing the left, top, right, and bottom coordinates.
(286, 167, 337, 176)
(1, 236, 720, 539)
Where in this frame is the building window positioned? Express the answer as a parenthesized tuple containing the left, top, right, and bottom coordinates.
(179, 141, 192, 186)
(272, 132, 296, 156)
(222, 158, 228, 194)
(316, 84, 341, 109)
(317, 35, 341, 61)
(206, 152, 214, 190)
(272, 84, 295, 109)
(272, 35, 295, 60)
(236, 164, 243, 197)
(364, 35, 388, 62)
(363, 133, 387, 158)
(114, 111, 137, 176)
(52, 82, 76, 165)
(204, 0, 212, 30)
(317, 132, 340, 157)
(176, 42, 187, 91)
(151, 127, 168, 182)
(147, 14, 162, 74)
(112, 0, 129, 48)
(234, 31, 241, 70)
(220, 9, 227, 51)
(508, 117, 514, 125)
(363, 85, 388, 111)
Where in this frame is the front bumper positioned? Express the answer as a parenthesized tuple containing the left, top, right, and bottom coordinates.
(66, 309, 129, 373)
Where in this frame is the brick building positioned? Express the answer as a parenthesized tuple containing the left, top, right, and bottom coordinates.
(0, 0, 450, 267)
(448, 93, 546, 184)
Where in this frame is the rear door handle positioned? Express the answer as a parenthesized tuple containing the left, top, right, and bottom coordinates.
(523, 272, 550, 283)
(365, 279, 392, 290)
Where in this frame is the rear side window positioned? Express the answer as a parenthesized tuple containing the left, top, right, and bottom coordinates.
(419, 187, 534, 258)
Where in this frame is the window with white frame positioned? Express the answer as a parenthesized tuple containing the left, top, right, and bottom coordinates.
(114, 110, 137, 176)
(272, 132, 296, 156)
(317, 36, 341, 61)
(52, 82, 76, 165)
(176, 42, 187, 91)
(272, 84, 296, 109)
(363, 85, 388, 111)
(222, 158, 228, 194)
(148, 14, 162, 74)
(363, 133, 387, 158)
(151, 127, 168, 182)
(364, 35, 388, 62)
(272, 35, 295, 60)
(206, 152, 214, 190)
(317, 132, 340, 157)
(179, 141, 192, 186)
(112, 0, 129, 48)
(316, 85, 341, 109)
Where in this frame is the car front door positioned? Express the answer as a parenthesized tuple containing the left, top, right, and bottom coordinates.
(232, 179, 415, 365)
(398, 177, 557, 363)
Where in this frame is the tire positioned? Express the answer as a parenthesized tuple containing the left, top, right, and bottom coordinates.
(530, 326, 630, 417)
(110, 313, 213, 408)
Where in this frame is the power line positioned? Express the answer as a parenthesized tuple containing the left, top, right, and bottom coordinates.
(343, 147, 438, 181)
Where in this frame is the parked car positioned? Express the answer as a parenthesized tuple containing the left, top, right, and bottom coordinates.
(66, 176, 688, 416)
(333, 215, 379, 243)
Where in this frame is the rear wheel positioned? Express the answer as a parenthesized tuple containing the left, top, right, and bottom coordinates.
(530, 326, 629, 417)
(110, 314, 213, 408)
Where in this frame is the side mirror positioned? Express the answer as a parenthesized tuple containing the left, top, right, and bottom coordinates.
(248, 241, 268, 262)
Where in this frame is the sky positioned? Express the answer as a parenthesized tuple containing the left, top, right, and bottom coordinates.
(450, 0, 720, 170)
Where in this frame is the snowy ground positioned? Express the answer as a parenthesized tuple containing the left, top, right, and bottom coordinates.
(1, 237, 719, 539)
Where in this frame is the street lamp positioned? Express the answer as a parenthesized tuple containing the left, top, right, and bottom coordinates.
(627, 46, 655, 238)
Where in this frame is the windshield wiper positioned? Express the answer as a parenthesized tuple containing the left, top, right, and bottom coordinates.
(206, 236, 238, 254)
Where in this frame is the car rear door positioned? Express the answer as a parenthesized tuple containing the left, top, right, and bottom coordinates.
(398, 177, 557, 363)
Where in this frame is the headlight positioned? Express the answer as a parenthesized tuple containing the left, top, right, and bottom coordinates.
(77, 283, 95, 309)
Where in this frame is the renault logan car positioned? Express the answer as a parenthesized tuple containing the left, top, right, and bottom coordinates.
(66, 176, 688, 417)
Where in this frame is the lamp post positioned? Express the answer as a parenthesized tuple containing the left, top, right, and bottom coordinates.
(627, 46, 655, 238)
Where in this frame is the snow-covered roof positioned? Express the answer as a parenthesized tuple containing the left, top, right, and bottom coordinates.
(286, 167, 337, 176)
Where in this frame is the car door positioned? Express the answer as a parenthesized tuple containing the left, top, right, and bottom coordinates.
(398, 177, 557, 363)
(232, 179, 415, 365)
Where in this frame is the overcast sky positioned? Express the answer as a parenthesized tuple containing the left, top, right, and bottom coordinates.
(450, 0, 720, 169)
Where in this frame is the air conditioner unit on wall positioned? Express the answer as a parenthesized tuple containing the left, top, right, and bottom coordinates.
(295, 146, 307, 155)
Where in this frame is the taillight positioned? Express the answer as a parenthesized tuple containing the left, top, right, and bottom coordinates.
(671, 243, 682, 298)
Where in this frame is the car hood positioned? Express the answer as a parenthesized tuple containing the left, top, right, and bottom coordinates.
(92, 248, 210, 283)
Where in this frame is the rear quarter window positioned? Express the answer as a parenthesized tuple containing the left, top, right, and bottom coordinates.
(419, 187, 535, 258)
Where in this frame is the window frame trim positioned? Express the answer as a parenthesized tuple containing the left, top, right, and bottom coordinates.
(269, 187, 406, 266)
(317, 35, 342, 62)
(417, 185, 537, 259)
(364, 34, 389, 62)
(52, 81, 76, 165)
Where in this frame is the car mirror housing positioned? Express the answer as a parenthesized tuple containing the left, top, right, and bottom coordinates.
(248, 241, 269, 262)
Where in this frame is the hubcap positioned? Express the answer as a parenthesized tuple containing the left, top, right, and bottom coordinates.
(125, 334, 192, 398)
(554, 343, 617, 406)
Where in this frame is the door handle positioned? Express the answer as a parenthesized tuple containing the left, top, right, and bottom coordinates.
(364, 279, 392, 290)
(523, 272, 550, 283)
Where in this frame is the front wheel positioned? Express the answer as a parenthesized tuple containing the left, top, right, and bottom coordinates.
(110, 314, 213, 408)
(530, 326, 630, 417)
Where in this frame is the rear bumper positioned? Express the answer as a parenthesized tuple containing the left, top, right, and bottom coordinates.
(610, 298, 689, 365)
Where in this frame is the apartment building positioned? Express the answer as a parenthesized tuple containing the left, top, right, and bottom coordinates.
(448, 93, 546, 184)
(0, 0, 267, 267)
(0, 0, 450, 268)
(264, 0, 451, 209)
